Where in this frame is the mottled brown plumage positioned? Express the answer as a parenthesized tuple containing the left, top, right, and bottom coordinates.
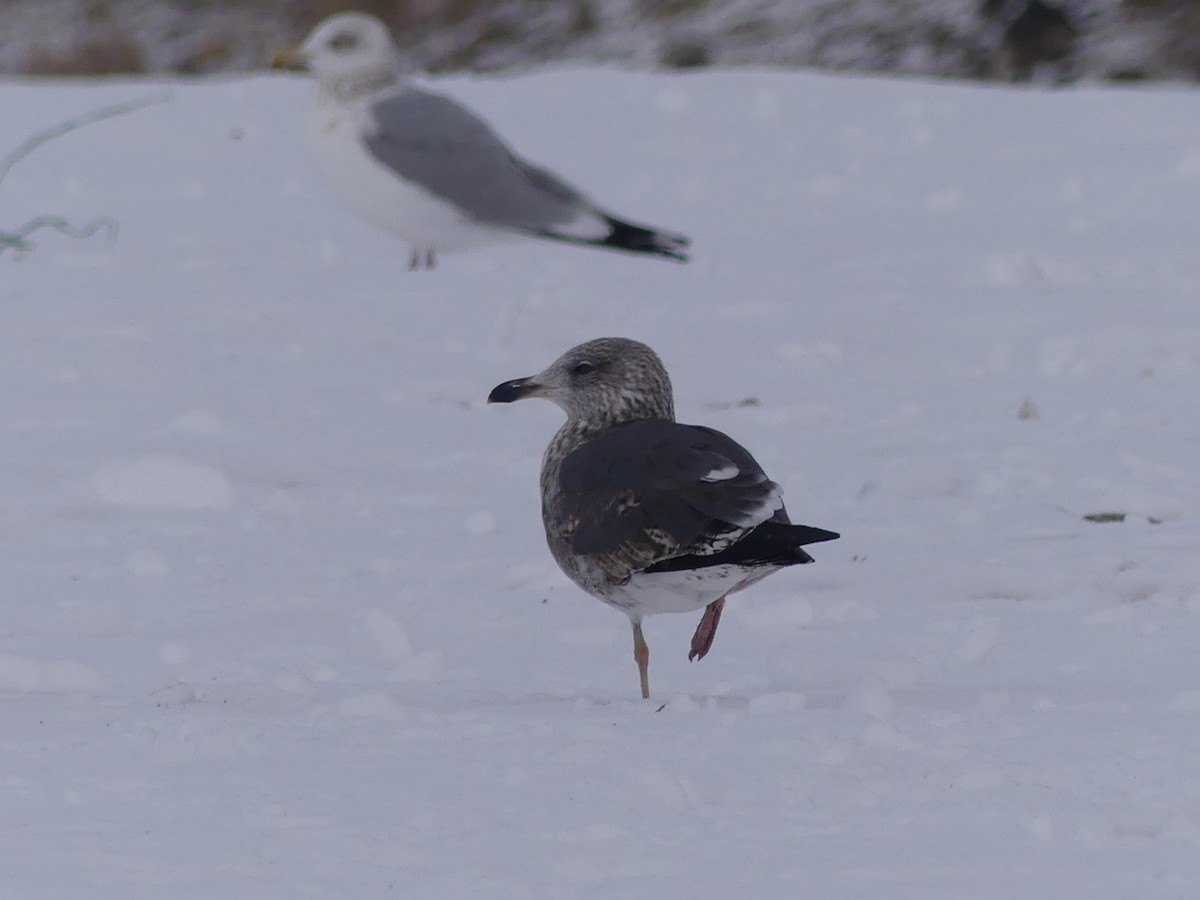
(489, 337, 838, 699)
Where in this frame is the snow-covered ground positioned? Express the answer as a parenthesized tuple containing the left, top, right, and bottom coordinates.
(2, 67, 1199, 897)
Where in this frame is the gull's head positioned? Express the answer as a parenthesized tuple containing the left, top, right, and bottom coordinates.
(272, 12, 398, 93)
(488, 338, 675, 427)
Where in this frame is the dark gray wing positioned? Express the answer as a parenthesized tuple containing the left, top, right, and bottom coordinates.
(552, 420, 785, 575)
(362, 87, 591, 231)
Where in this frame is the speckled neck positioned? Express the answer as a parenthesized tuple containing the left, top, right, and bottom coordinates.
(549, 393, 674, 462)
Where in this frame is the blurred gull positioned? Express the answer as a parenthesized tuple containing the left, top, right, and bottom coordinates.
(489, 337, 839, 699)
(273, 13, 690, 269)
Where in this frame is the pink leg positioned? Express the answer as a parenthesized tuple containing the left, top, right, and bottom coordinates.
(631, 619, 650, 699)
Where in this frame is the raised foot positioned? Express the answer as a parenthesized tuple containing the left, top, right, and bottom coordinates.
(688, 597, 726, 662)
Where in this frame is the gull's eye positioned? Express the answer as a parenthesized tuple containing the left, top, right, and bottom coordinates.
(329, 31, 359, 51)
(570, 361, 596, 377)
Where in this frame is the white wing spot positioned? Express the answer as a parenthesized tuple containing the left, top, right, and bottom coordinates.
(700, 463, 739, 482)
(737, 483, 784, 526)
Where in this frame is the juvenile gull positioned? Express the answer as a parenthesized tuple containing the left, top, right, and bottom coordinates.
(272, 13, 691, 269)
(488, 338, 839, 699)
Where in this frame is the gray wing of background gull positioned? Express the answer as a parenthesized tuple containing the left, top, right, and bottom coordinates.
(551, 419, 838, 583)
(362, 88, 691, 259)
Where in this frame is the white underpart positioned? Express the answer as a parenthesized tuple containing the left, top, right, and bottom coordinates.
(605, 565, 774, 617)
(306, 88, 509, 254)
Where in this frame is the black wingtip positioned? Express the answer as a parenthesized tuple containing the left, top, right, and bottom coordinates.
(791, 525, 841, 546)
(600, 217, 691, 262)
(643, 521, 840, 575)
(533, 217, 691, 262)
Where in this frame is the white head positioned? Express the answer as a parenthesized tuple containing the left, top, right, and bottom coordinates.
(275, 12, 399, 94)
